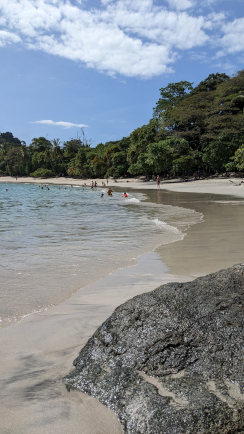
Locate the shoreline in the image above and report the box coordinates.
[0,252,190,434]
[1,175,244,198]
[1,178,244,432]
[0,182,197,328]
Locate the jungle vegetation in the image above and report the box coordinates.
[0,70,243,179]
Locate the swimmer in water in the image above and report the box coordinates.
[123,192,128,198]
[107,188,113,196]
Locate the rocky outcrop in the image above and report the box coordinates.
[65,265,244,433]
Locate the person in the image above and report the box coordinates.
[156,175,161,189]
[123,192,128,198]
[101,192,104,198]
[107,188,113,196]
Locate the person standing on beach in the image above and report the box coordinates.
[156,175,161,189]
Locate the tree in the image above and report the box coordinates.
[0,131,23,148]
[4,146,27,176]
[29,137,52,153]
[153,81,193,120]
[91,156,107,178]
[202,132,240,172]
[63,139,84,160]
[50,139,65,175]
[231,144,244,171]
[0,132,27,174]
[127,120,158,175]
[146,140,174,174]
[172,153,199,176]
[192,73,230,94]
[67,147,91,178]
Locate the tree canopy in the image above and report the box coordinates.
[0,70,243,179]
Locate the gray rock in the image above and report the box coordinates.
[65,265,244,433]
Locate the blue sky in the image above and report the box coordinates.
[0,0,243,147]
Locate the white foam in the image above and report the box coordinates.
[125,197,140,203]
[214,200,244,205]
[152,218,183,237]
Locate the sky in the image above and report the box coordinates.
[0,0,243,147]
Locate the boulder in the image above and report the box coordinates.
[65,265,244,433]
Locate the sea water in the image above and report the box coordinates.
[0,182,202,326]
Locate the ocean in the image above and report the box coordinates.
[0,182,202,327]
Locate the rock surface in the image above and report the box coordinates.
[65,265,244,433]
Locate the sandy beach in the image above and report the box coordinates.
[0,175,244,433]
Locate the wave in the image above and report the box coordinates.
[124,197,140,204]
[152,218,184,238]
[213,200,244,205]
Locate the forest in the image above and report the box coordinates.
[0,70,243,179]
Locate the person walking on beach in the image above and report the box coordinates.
[156,175,161,189]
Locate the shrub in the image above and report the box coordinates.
[30,168,54,178]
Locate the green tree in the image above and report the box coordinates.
[230,144,244,171]
[4,146,27,176]
[146,140,173,174]
[127,120,158,175]
[153,81,193,120]
[202,132,240,172]
[191,73,230,94]
[91,156,107,177]
[67,147,91,178]
[172,153,199,176]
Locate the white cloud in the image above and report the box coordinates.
[218,18,244,55]
[166,0,194,10]
[0,30,21,46]
[32,120,88,129]
[0,0,242,78]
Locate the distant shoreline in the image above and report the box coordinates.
[1,175,244,198]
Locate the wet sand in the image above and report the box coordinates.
[147,189,244,277]
[0,181,244,433]
[0,253,188,434]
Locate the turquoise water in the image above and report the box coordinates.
[0,182,202,326]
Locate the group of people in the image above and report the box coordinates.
[100,189,128,198]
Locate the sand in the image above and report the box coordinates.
[0,253,189,434]
[0,175,244,433]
